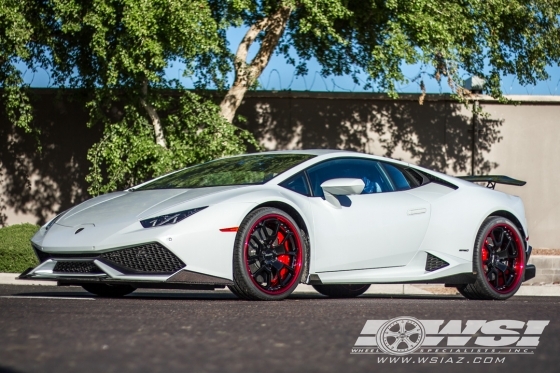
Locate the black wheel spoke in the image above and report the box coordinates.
[493,228,505,248]
[273,244,287,255]
[271,260,284,272]
[266,220,281,244]
[278,231,293,246]
[504,272,514,287]
[497,250,508,260]
[250,236,264,250]
[252,265,266,278]
[282,262,294,274]
[280,272,293,287]
[495,261,508,273]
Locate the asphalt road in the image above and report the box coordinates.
[0,284,559,373]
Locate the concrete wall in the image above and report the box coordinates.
[1,90,559,248]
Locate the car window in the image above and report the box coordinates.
[306,158,394,197]
[381,163,412,191]
[280,172,311,196]
[136,154,315,190]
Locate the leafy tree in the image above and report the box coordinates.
[206,0,560,121]
[0,0,41,133]
[1,0,257,196]
[2,0,560,197]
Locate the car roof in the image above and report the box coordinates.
[234,149,349,156]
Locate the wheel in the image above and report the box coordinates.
[230,207,307,301]
[82,284,135,297]
[312,284,370,298]
[458,216,526,300]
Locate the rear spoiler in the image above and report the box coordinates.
[457,175,526,189]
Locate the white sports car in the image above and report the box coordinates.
[21,150,535,301]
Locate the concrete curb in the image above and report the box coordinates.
[0,273,55,286]
[3,273,560,296]
[526,255,560,284]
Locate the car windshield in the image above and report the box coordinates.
[136,154,315,190]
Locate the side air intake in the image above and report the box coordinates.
[425,253,449,272]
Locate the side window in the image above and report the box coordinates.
[280,172,311,196]
[306,158,394,197]
[381,163,412,191]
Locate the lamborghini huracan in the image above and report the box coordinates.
[21,150,535,300]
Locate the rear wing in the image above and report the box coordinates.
[457,175,526,189]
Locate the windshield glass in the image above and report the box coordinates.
[136,154,315,190]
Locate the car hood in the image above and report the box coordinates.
[35,185,249,252]
[57,185,246,227]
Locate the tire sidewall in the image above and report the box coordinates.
[473,217,526,300]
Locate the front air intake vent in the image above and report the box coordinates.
[33,245,52,263]
[53,261,103,274]
[100,242,185,274]
[425,253,449,272]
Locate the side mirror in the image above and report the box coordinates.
[320,178,365,208]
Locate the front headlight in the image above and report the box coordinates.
[140,207,207,228]
[44,209,70,231]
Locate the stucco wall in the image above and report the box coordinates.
[1,90,559,248]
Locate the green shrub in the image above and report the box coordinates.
[0,223,40,273]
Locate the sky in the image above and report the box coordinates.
[20,27,560,96]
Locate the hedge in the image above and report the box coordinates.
[0,223,40,273]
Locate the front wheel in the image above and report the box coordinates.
[312,284,370,298]
[459,216,526,300]
[230,207,307,301]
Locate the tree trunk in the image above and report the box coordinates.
[140,80,167,148]
[219,6,292,123]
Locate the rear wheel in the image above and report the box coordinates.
[312,284,370,298]
[82,284,135,297]
[229,207,307,301]
[458,216,525,300]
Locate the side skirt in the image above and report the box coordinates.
[306,272,477,286]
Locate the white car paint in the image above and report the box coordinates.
[27,149,529,287]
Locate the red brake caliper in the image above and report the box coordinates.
[271,231,290,286]
[481,246,489,263]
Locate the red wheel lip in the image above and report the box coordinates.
[481,223,525,294]
[243,213,303,296]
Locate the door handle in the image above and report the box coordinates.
[407,208,427,215]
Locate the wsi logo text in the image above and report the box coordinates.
[352,317,550,356]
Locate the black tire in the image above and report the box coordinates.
[312,284,371,298]
[82,284,135,297]
[229,207,308,301]
[459,216,526,300]
[227,284,250,300]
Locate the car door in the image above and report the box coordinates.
[305,158,431,273]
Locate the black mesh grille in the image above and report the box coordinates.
[100,242,185,273]
[53,261,103,274]
[425,253,450,272]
